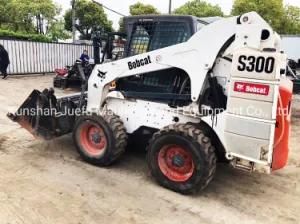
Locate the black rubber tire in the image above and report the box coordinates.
[73,113,127,166]
[147,123,217,194]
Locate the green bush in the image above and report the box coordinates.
[0,29,52,43]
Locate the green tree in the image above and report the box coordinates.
[174,0,224,17]
[129,2,160,15]
[232,0,300,34]
[279,5,300,34]
[232,0,284,32]
[0,0,35,32]
[64,10,73,34]
[64,0,113,40]
[47,19,71,41]
[0,0,70,41]
[0,0,60,34]
[31,0,60,34]
[118,3,159,32]
[0,0,12,28]
[118,18,125,32]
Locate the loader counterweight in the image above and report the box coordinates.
[273,79,293,170]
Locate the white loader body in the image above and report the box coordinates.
[86,12,290,173]
[8,12,293,194]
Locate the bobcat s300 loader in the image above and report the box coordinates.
[8,12,293,194]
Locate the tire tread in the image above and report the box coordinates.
[147,123,217,194]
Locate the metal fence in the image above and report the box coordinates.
[0,39,94,75]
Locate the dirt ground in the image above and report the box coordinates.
[0,75,299,224]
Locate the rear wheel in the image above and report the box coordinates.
[147,123,216,194]
[73,113,127,166]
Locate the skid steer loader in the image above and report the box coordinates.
[8,12,293,194]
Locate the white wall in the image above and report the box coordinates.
[281,35,300,62]
[0,39,94,75]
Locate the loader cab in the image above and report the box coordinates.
[114,15,210,106]
[123,15,209,57]
[103,15,210,61]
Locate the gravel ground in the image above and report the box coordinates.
[0,75,299,224]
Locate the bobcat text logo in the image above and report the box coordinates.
[128,55,152,70]
[234,82,270,96]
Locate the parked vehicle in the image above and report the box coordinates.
[287,60,300,93]
[8,13,293,194]
[53,60,94,89]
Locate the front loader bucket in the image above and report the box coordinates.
[7,89,76,140]
[7,90,56,140]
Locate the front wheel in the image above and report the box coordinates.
[73,113,127,166]
[147,123,216,194]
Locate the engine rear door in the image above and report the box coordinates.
[225,48,291,173]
